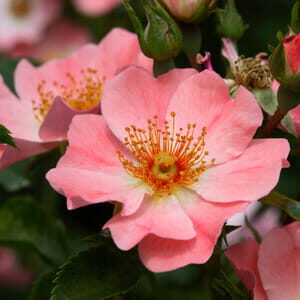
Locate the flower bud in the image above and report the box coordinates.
[123,0,182,61]
[269,34,300,93]
[159,0,210,23]
[216,0,247,40]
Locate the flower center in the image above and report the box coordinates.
[31,68,105,123]
[117,112,215,197]
[232,55,273,89]
[10,0,31,18]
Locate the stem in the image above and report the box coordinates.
[153,59,175,77]
[259,107,286,138]
[146,271,163,299]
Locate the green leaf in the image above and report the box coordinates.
[30,269,58,300]
[0,196,70,265]
[259,190,300,221]
[290,1,299,34]
[51,241,143,300]
[0,124,16,148]
[0,57,19,92]
[252,88,278,115]
[0,158,31,191]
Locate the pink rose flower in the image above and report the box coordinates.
[12,19,93,62]
[284,34,300,75]
[226,222,300,300]
[0,28,152,169]
[47,67,289,272]
[0,0,61,52]
[0,247,33,288]
[73,0,122,16]
[226,202,280,246]
[272,80,300,136]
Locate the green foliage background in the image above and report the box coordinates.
[0,0,299,299]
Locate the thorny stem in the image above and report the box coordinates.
[259,107,286,138]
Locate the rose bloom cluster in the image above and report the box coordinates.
[0,25,298,296]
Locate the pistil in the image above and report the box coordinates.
[117,112,215,197]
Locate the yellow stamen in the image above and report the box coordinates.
[10,0,31,18]
[31,68,105,122]
[117,112,215,197]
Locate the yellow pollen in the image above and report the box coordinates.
[117,112,215,197]
[31,68,105,123]
[10,0,31,18]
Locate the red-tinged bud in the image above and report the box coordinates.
[159,0,211,23]
[284,34,300,75]
[269,33,300,93]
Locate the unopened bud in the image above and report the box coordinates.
[269,34,300,93]
[216,0,247,40]
[123,0,182,61]
[159,0,211,23]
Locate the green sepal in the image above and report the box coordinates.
[281,113,297,137]
[259,190,300,221]
[0,124,17,148]
[252,88,278,115]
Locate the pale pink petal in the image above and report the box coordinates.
[0,138,60,170]
[225,239,267,300]
[167,71,262,163]
[258,224,300,300]
[95,28,153,77]
[39,96,99,141]
[46,167,146,212]
[138,189,248,272]
[194,139,289,203]
[221,38,239,62]
[0,75,39,141]
[15,28,152,109]
[101,66,197,141]
[204,86,263,164]
[14,48,100,106]
[56,114,126,172]
[271,80,280,93]
[73,0,122,16]
[105,194,195,251]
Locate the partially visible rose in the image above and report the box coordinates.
[226,202,280,246]
[73,0,122,16]
[159,0,211,23]
[270,33,300,93]
[226,222,300,300]
[0,0,61,52]
[0,247,33,288]
[12,20,93,62]
[284,34,300,75]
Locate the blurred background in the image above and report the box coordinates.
[0,0,299,299]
